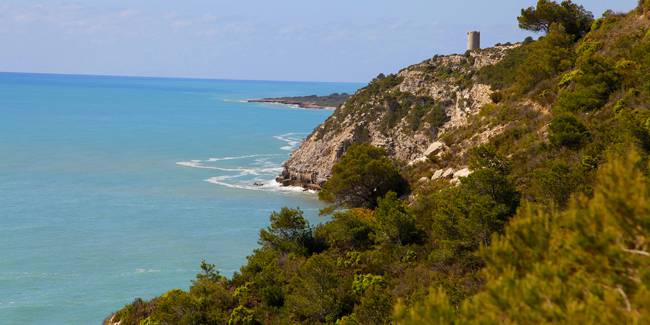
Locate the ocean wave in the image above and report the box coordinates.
[206,177,315,194]
[207,154,280,162]
[177,133,313,193]
[177,161,282,175]
[274,132,308,151]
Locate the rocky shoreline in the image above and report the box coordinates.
[275,168,323,191]
[247,92,350,110]
[247,98,336,110]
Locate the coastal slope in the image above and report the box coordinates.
[277,44,518,189]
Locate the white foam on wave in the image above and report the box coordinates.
[205,177,315,194]
[221,99,248,103]
[177,160,282,175]
[176,161,244,172]
[274,132,308,151]
[176,132,315,194]
[207,154,280,162]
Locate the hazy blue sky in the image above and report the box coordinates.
[0,0,639,82]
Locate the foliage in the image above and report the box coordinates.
[320,144,408,208]
[554,56,620,112]
[467,145,511,174]
[478,43,532,90]
[480,23,576,95]
[228,306,256,325]
[518,0,594,38]
[286,253,353,323]
[352,274,386,295]
[549,113,591,148]
[430,164,519,255]
[258,207,319,256]
[354,287,393,325]
[319,209,375,250]
[373,192,422,245]
[196,260,223,283]
[515,24,576,94]
[396,150,650,324]
[530,160,579,207]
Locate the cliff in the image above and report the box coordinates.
[277,44,520,189]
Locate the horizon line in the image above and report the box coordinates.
[0,70,367,85]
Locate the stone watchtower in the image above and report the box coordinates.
[467,31,481,51]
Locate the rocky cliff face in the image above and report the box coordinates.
[277,44,519,189]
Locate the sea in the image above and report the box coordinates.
[0,72,362,324]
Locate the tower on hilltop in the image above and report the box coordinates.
[467,31,481,51]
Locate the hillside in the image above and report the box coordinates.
[108,2,650,324]
[277,44,519,189]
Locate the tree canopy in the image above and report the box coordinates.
[518,0,594,38]
[319,143,408,208]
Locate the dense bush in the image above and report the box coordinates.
[396,150,650,324]
[515,24,576,94]
[478,44,532,90]
[554,56,620,112]
[430,165,519,254]
[373,192,423,246]
[479,23,576,96]
[530,160,580,206]
[259,207,324,256]
[548,113,591,148]
[320,144,408,208]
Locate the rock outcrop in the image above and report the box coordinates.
[277,44,519,188]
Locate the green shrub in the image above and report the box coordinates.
[478,44,531,90]
[548,113,591,148]
[353,287,393,325]
[259,208,324,256]
[352,274,386,295]
[531,160,580,206]
[260,286,284,308]
[430,164,519,256]
[320,144,408,208]
[478,25,575,94]
[286,254,352,323]
[397,150,650,324]
[373,192,422,245]
[228,306,256,325]
[555,56,620,112]
[514,24,575,94]
[319,210,375,250]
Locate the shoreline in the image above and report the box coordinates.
[246,98,337,110]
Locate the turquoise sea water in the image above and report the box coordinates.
[0,73,361,324]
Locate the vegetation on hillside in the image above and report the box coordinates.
[109,1,650,324]
[395,149,650,324]
[319,144,408,209]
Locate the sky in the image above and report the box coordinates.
[0,0,640,83]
